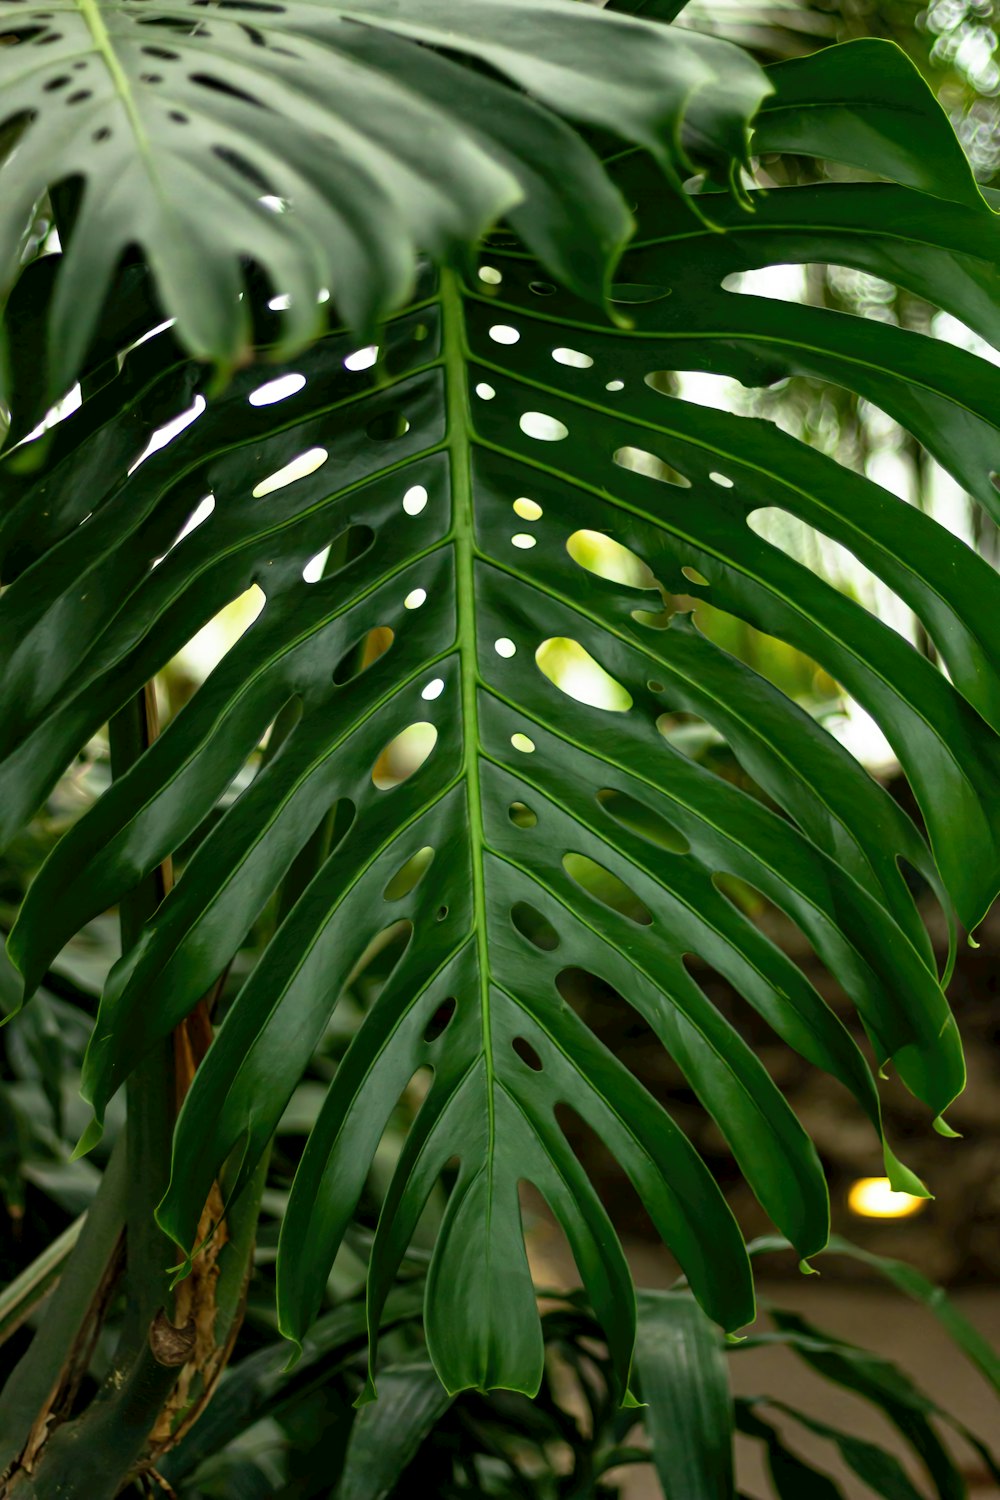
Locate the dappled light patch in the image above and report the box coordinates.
[614,445,691,488]
[520,411,568,441]
[597,789,690,855]
[536,638,633,712]
[332,626,394,686]
[383,846,435,901]
[248,372,305,406]
[252,447,327,498]
[566,530,656,589]
[371,722,437,790]
[562,853,653,926]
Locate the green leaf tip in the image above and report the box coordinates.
[933,1114,963,1139]
[883,1145,932,1199]
[798,1258,820,1277]
[71,1117,104,1160]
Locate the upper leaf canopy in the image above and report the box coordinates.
[0,0,767,392]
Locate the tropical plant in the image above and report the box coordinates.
[2,0,1000,1493]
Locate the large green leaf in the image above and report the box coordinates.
[0,0,766,388]
[2,32,999,1401]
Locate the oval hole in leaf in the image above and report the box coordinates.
[367,410,410,441]
[383,846,435,901]
[305,523,374,586]
[248,372,305,406]
[333,625,394,685]
[566,530,656,589]
[597,789,690,855]
[253,446,327,498]
[424,997,457,1044]
[511,901,560,952]
[513,498,542,521]
[536,639,633,712]
[508,801,537,828]
[520,412,568,441]
[372,722,438,789]
[512,1036,544,1071]
[562,853,652,925]
[681,565,709,587]
[511,733,535,753]
[552,347,593,369]
[346,919,413,991]
[614,446,691,488]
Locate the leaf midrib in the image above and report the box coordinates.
[442,267,498,1382]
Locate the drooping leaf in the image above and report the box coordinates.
[633,1290,734,1500]
[338,1361,454,1500]
[755,39,988,211]
[760,1310,968,1500]
[735,1399,848,1500]
[0,0,767,389]
[751,1234,1000,1398]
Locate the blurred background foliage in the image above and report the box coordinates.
[4,1,1000,1495]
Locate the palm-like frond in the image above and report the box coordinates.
[1,21,998,1400]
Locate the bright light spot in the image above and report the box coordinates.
[709,471,734,488]
[519,412,568,441]
[302,545,331,583]
[252,446,327,498]
[128,395,206,475]
[421,677,445,701]
[489,324,520,345]
[825,699,898,774]
[606,380,624,392]
[404,588,427,609]
[848,1177,927,1219]
[513,498,542,521]
[259,195,288,214]
[21,382,82,444]
[176,493,215,543]
[494,638,516,658]
[372,722,438,790]
[479,266,503,285]
[552,347,593,369]
[511,733,535,753]
[511,533,536,550]
[268,293,292,311]
[173,585,266,682]
[723,264,808,302]
[318,287,331,303]
[345,345,378,372]
[249,373,305,407]
[536,637,633,712]
[403,485,428,516]
[476,382,496,400]
[152,495,216,568]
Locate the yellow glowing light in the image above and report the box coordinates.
[847,1177,927,1220]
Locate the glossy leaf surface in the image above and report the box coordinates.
[1,36,998,1400]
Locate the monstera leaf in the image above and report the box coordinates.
[2,31,1000,1404]
[0,0,765,388]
